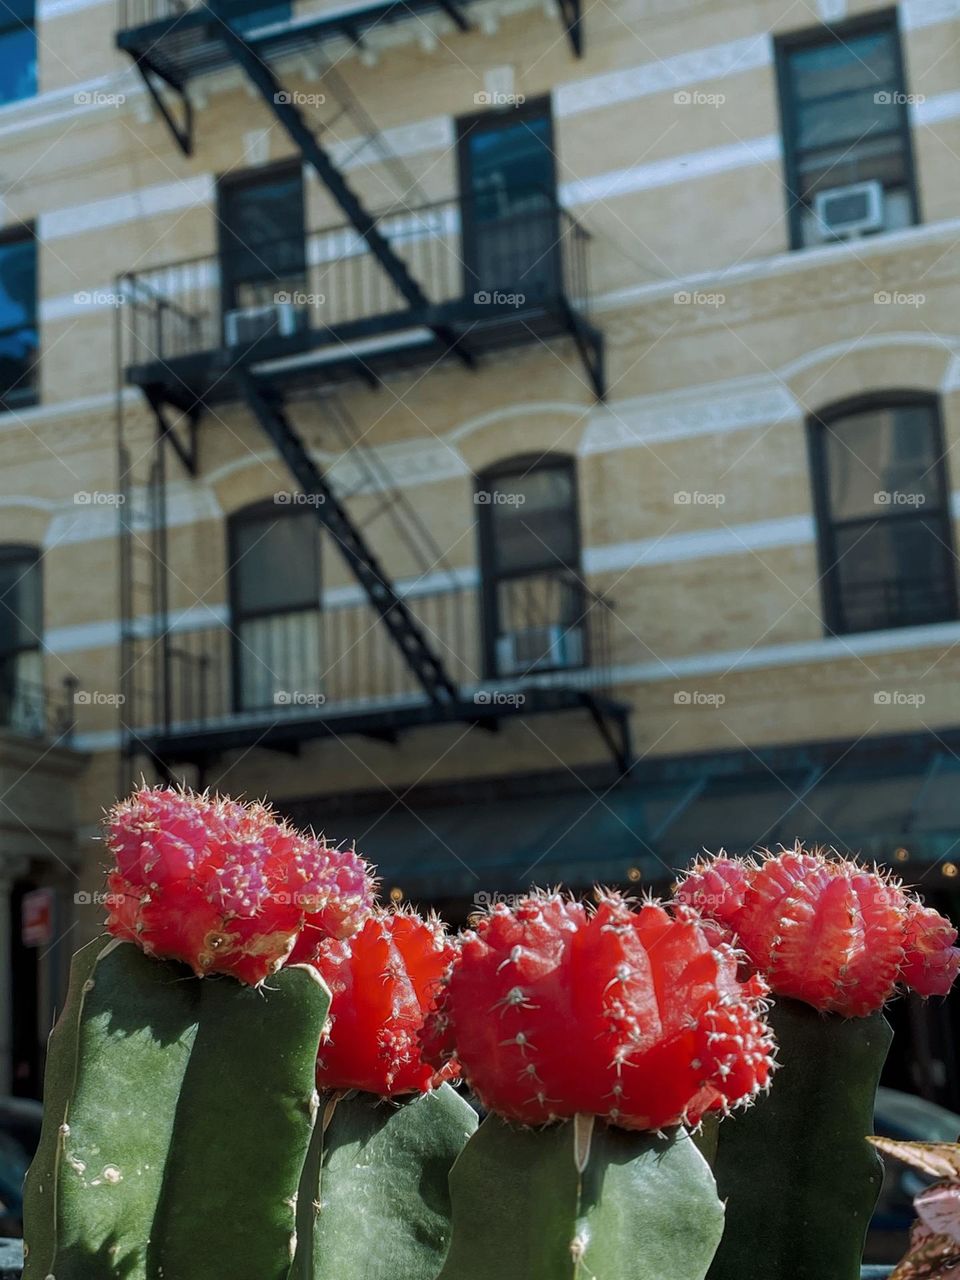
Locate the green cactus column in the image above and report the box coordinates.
[294,1084,477,1280]
[708,998,892,1280]
[22,938,330,1280]
[437,1114,725,1280]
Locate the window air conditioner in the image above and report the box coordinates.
[223,301,305,348]
[813,180,885,238]
[496,624,583,674]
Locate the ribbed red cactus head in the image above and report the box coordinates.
[313,909,458,1097]
[678,845,960,1017]
[104,786,376,985]
[422,891,775,1131]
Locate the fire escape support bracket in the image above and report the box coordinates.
[131,55,193,156]
[561,301,606,400]
[208,11,476,370]
[141,385,199,476]
[556,0,584,57]
[238,370,459,707]
[583,694,633,776]
[436,0,471,32]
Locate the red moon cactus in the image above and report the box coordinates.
[677,845,960,1017]
[422,891,775,1130]
[314,909,459,1097]
[103,785,375,985]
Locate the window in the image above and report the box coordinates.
[0,228,37,409]
[0,546,42,732]
[0,0,36,106]
[218,165,306,315]
[776,13,918,249]
[809,395,956,635]
[477,455,585,677]
[229,503,322,712]
[457,98,559,302]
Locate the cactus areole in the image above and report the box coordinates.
[103,786,376,985]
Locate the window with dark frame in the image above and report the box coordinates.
[776,12,918,249]
[809,395,956,636]
[456,98,560,303]
[228,503,322,713]
[218,164,307,313]
[0,0,36,106]
[477,455,586,679]
[0,545,42,732]
[0,227,38,411]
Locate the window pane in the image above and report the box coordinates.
[232,509,320,616]
[795,90,898,151]
[790,30,898,101]
[489,465,577,574]
[221,170,306,288]
[0,552,41,655]
[832,517,954,632]
[824,404,942,520]
[237,609,322,711]
[0,24,36,106]
[0,234,37,401]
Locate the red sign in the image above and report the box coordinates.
[21,888,55,948]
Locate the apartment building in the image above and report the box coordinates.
[2,0,960,1098]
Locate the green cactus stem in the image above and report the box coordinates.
[708,998,893,1280]
[22,938,330,1280]
[437,1113,725,1280]
[293,1084,477,1280]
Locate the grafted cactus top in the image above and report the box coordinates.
[677,845,960,1017]
[104,785,376,984]
[423,891,775,1130]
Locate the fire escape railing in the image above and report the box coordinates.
[119,191,594,377]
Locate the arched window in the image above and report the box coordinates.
[0,545,42,729]
[808,393,956,634]
[476,454,584,677]
[228,502,322,712]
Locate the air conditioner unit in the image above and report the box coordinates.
[813,180,885,238]
[223,301,305,348]
[496,624,584,674]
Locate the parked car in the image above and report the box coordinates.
[0,1099,41,1238]
[866,1086,960,1264]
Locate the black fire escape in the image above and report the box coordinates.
[114,0,627,787]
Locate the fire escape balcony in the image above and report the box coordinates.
[116,0,584,104]
[124,570,629,771]
[119,190,604,405]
